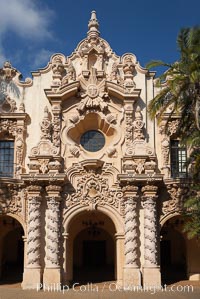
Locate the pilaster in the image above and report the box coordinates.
[62,232,70,285]
[115,233,124,286]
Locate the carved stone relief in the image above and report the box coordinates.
[0,61,26,177]
[62,62,76,85]
[77,68,110,114]
[161,183,190,216]
[0,117,26,176]
[159,119,180,177]
[30,106,59,158]
[125,110,133,147]
[167,119,180,136]
[0,119,17,136]
[51,55,65,86]
[0,184,22,215]
[122,54,136,93]
[0,96,17,113]
[63,171,124,215]
[123,157,156,175]
[0,61,17,80]
[123,105,156,173]
[133,106,145,140]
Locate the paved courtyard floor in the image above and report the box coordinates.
[0,281,200,299]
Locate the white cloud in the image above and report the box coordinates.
[0,0,53,38]
[0,0,54,64]
[32,48,53,69]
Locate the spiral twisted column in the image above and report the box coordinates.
[122,185,140,286]
[143,196,158,266]
[142,185,161,286]
[22,185,42,289]
[46,196,61,268]
[43,185,62,288]
[124,196,139,266]
[27,196,42,267]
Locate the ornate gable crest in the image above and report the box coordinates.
[77,67,109,114]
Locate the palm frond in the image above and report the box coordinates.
[145,60,171,69]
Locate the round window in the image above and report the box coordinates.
[80,130,105,152]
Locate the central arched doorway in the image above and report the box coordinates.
[67,210,118,284]
[160,215,187,284]
[0,215,24,285]
[73,227,115,282]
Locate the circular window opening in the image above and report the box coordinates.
[80,130,105,152]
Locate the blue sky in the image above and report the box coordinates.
[0,0,199,79]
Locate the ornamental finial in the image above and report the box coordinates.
[87,10,100,40]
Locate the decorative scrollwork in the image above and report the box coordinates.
[64,172,124,215]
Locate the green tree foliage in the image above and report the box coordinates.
[183,185,200,239]
[146,26,200,238]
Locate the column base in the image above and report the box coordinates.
[22,268,42,289]
[43,268,61,290]
[123,267,141,287]
[143,267,161,287]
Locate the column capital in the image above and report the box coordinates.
[22,236,27,242]
[62,232,69,240]
[27,185,43,197]
[46,185,62,197]
[142,184,158,197]
[52,102,61,112]
[122,185,139,199]
[114,233,124,240]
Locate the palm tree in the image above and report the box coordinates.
[146,26,200,238]
[147,27,200,137]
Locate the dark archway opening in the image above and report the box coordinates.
[0,216,24,285]
[160,216,187,284]
[73,227,115,283]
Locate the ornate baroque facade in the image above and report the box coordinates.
[0,12,200,289]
